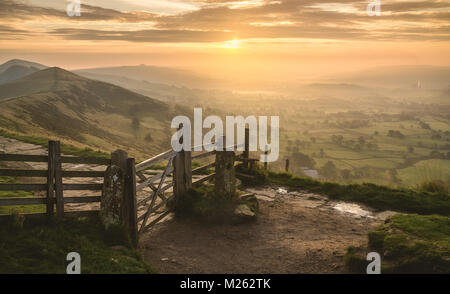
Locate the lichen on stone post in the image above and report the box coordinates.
[215,150,236,199]
[100,165,124,229]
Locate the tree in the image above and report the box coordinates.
[388,130,404,138]
[341,169,352,180]
[291,151,316,169]
[320,161,338,180]
[386,169,401,185]
[144,133,152,142]
[131,117,140,130]
[407,146,414,153]
[358,136,366,145]
[319,148,325,158]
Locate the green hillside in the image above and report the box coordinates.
[0,67,187,160]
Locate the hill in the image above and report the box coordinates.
[75,64,220,89]
[324,65,450,89]
[0,59,47,84]
[0,67,187,159]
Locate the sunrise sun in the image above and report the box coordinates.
[222,39,241,49]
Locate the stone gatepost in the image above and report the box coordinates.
[215,150,236,199]
[101,150,128,228]
[100,164,123,229]
[101,150,138,247]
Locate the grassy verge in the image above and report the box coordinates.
[0,129,109,159]
[236,164,450,215]
[0,216,155,274]
[344,214,450,273]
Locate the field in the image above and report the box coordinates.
[182,87,450,188]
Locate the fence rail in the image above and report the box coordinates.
[0,169,105,178]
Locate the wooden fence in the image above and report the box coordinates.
[0,129,261,245]
[0,141,110,219]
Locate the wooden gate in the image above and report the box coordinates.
[134,146,219,234]
[0,141,110,220]
[135,149,176,233]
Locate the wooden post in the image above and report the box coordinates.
[244,127,249,168]
[54,141,64,218]
[173,151,185,203]
[173,123,192,205]
[184,150,192,191]
[173,149,192,207]
[285,158,289,172]
[46,141,56,216]
[124,158,138,247]
[264,146,268,170]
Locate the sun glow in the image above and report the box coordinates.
[222,39,241,49]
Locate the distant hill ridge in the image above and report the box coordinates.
[0,59,47,84]
[0,65,186,159]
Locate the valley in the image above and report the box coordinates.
[0,59,448,188]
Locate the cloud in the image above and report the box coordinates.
[49,28,234,42]
[0,0,449,42]
[0,0,157,22]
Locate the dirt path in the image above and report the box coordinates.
[139,187,397,274]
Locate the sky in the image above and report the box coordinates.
[0,0,449,80]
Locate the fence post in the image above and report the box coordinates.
[111,149,128,173]
[124,158,138,247]
[184,150,192,191]
[173,151,185,204]
[264,146,268,170]
[110,149,133,239]
[54,141,64,218]
[244,127,249,168]
[101,150,125,230]
[46,141,56,216]
[285,158,289,172]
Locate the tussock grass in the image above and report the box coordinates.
[345,214,450,273]
[0,216,155,274]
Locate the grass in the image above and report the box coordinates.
[398,159,450,187]
[0,216,155,274]
[345,214,450,273]
[237,164,450,216]
[0,129,110,159]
